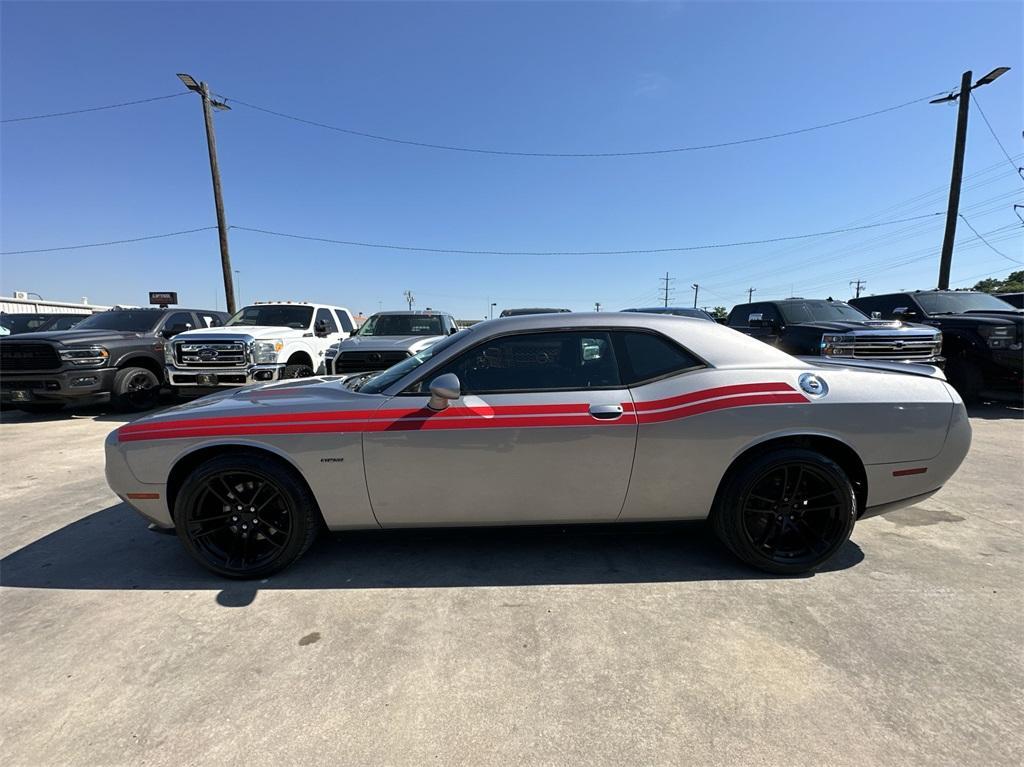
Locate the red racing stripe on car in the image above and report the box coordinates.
[117,382,806,441]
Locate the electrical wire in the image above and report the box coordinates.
[969,91,1024,182]
[230,214,942,256]
[0,226,218,255]
[0,93,189,124]
[222,91,944,158]
[958,213,1024,265]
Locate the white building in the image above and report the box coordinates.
[0,292,110,316]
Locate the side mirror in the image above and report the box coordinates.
[314,321,329,338]
[871,311,882,320]
[449,327,459,335]
[893,306,916,320]
[427,373,460,411]
[163,323,191,338]
[747,312,764,327]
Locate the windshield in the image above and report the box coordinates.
[0,315,49,333]
[356,313,445,336]
[779,301,868,324]
[226,305,314,329]
[356,330,467,394]
[916,292,1016,315]
[73,311,161,332]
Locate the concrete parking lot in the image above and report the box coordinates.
[1,402,1022,766]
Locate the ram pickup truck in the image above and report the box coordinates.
[0,307,227,413]
[328,310,459,375]
[727,298,943,364]
[166,301,356,389]
[851,290,1023,401]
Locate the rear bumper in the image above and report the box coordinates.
[0,367,118,403]
[168,364,284,387]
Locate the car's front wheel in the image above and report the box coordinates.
[113,366,161,412]
[711,448,856,575]
[173,453,321,578]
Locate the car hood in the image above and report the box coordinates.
[0,329,150,346]
[118,376,388,433]
[339,335,443,353]
[792,320,937,335]
[928,311,1023,329]
[173,325,309,341]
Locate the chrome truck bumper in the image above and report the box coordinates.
[166,364,285,387]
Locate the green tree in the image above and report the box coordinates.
[710,306,728,320]
[973,270,1024,294]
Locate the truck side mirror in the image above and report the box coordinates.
[747,312,764,327]
[314,320,330,338]
[428,373,460,411]
[893,306,917,320]
[163,323,191,338]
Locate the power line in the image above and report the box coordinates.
[223,91,944,158]
[0,226,218,255]
[969,91,1024,182]
[958,213,1024,265]
[231,214,942,256]
[0,93,188,123]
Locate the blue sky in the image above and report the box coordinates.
[1,1,1021,318]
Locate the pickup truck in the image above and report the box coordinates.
[0,306,227,413]
[850,290,1022,401]
[166,301,356,389]
[727,298,943,364]
[328,310,459,375]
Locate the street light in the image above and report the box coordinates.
[931,66,1011,289]
[490,302,497,319]
[234,269,241,307]
[177,72,235,312]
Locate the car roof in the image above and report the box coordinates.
[369,310,451,316]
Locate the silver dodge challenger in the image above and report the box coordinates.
[105,313,971,579]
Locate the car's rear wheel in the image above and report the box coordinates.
[173,454,320,578]
[711,448,856,575]
[113,366,161,412]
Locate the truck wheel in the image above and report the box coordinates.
[945,357,982,403]
[113,366,161,412]
[173,453,321,578]
[282,364,314,379]
[710,448,856,575]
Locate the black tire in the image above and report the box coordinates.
[13,403,65,415]
[282,364,314,379]
[944,356,983,404]
[113,366,161,412]
[711,448,856,575]
[173,453,321,578]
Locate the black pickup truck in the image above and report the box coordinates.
[727,298,943,363]
[0,307,227,413]
[851,290,1022,402]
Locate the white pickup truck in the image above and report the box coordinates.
[165,301,356,389]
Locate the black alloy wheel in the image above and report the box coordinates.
[174,454,320,578]
[113,366,161,412]
[282,364,315,379]
[712,448,856,575]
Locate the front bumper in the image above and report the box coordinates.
[167,364,284,387]
[0,367,119,404]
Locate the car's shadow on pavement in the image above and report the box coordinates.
[1,503,865,605]
[966,402,1022,421]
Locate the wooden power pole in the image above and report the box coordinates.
[937,71,972,292]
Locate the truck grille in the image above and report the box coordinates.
[334,350,410,374]
[849,336,939,360]
[0,342,61,372]
[175,341,248,368]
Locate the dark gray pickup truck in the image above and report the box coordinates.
[0,307,227,413]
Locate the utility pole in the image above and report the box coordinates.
[932,67,1010,290]
[403,290,414,310]
[177,73,235,314]
[594,302,601,312]
[849,279,866,298]
[747,287,756,303]
[691,283,699,308]
[660,272,674,307]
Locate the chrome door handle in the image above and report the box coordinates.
[589,404,624,420]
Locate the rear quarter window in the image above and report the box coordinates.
[613,331,704,385]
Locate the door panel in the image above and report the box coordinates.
[363,390,637,526]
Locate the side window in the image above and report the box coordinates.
[727,305,753,327]
[334,310,354,333]
[315,308,339,334]
[410,331,620,394]
[162,312,194,334]
[200,313,223,328]
[613,331,703,385]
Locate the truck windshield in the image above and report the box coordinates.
[780,301,868,324]
[915,292,1016,314]
[73,311,161,332]
[227,305,314,329]
[356,314,444,336]
[356,331,467,394]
